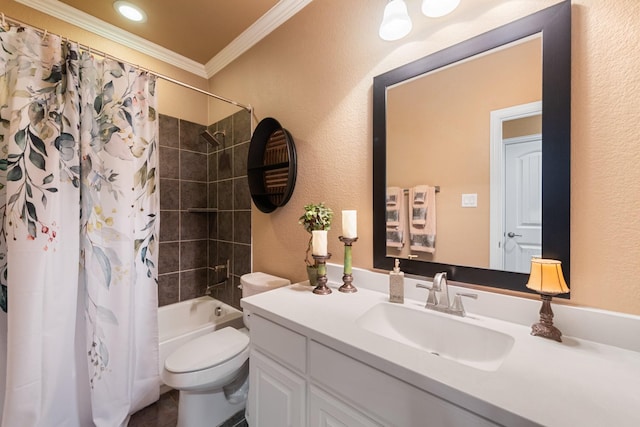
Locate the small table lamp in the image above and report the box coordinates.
[525,258,569,342]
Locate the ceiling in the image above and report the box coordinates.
[15,0,311,78]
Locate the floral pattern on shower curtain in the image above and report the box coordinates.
[0,27,159,426]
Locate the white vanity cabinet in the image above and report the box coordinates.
[247,313,498,427]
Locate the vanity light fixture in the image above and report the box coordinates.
[421,0,461,18]
[114,1,147,23]
[525,258,570,342]
[380,0,462,41]
[379,0,413,41]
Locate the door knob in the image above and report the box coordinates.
[507,232,522,238]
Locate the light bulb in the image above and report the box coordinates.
[114,1,147,22]
[379,0,413,41]
[421,0,461,18]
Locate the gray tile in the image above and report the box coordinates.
[217,149,233,180]
[218,180,233,211]
[160,211,179,242]
[208,239,218,266]
[233,110,251,145]
[180,211,208,241]
[160,179,179,210]
[179,119,207,153]
[180,240,208,270]
[180,268,208,301]
[159,242,179,274]
[180,151,208,182]
[158,273,179,307]
[180,181,207,210]
[159,146,179,179]
[159,114,179,148]
[231,275,242,311]
[233,142,248,178]
[217,241,233,274]
[218,211,233,242]
[217,116,233,147]
[208,182,218,210]
[213,277,233,307]
[233,211,251,244]
[208,153,218,182]
[128,389,178,427]
[233,244,251,277]
[233,177,251,210]
[209,214,218,239]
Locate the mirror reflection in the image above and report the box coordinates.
[385,36,542,274]
[373,1,571,292]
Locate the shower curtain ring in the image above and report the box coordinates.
[42,29,48,42]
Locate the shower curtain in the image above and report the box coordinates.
[0,27,159,426]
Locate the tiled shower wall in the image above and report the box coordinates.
[207,111,252,310]
[157,110,252,309]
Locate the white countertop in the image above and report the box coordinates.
[242,273,640,427]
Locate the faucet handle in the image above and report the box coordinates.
[451,293,478,317]
[416,283,438,307]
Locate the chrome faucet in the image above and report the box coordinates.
[416,272,478,317]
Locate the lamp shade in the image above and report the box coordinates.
[421,0,461,18]
[379,0,413,41]
[526,258,569,295]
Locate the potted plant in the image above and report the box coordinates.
[298,202,333,286]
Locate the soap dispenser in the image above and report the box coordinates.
[389,259,404,303]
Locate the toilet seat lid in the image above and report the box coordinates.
[165,327,249,374]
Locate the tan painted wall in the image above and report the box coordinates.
[1,1,209,125]
[209,0,640,315]
[386,38,541,268]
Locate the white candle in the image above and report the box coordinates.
[342,210,358,238]
[312,230,328,256]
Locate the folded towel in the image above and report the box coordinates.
[386,187,405,249]
[409,185,436,253]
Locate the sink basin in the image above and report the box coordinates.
[356,303,514,371]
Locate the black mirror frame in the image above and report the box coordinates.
[373,1,571,294]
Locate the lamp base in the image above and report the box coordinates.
[531,321,562,342]
[531,294,562,342]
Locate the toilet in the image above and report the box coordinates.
[161,272,290,427]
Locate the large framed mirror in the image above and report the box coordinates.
[373,1,571,293]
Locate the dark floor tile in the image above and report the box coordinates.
[128,391,178,427]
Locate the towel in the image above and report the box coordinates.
[386,186,405,249]
[409,185,436,253]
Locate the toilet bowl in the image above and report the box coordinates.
[161,272,290,427]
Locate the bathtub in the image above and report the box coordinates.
[158,296,244,390]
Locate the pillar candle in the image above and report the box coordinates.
[342,210,357,238]
[312,230,328,256]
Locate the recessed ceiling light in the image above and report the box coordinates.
[114,1,147,23]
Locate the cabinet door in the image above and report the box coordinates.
[247,349,306,427]
[309,385,382,427]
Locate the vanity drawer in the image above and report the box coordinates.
[309,341,499,427]
[250,314,306,373]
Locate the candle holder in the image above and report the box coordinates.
[311,253,332,295]
[338,236,358,293]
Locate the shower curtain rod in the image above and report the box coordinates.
[0,12,253,113]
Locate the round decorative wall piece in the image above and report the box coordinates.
[247,118,297,213]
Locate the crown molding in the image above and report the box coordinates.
[14,0,312,80]
[205,0,313,77]
[15,0,208,77]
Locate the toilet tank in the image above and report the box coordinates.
[241,272,290,328]
[241,272,290,298]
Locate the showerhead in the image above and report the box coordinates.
[200,130,225,147]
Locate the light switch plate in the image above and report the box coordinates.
[461,193,477,208]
